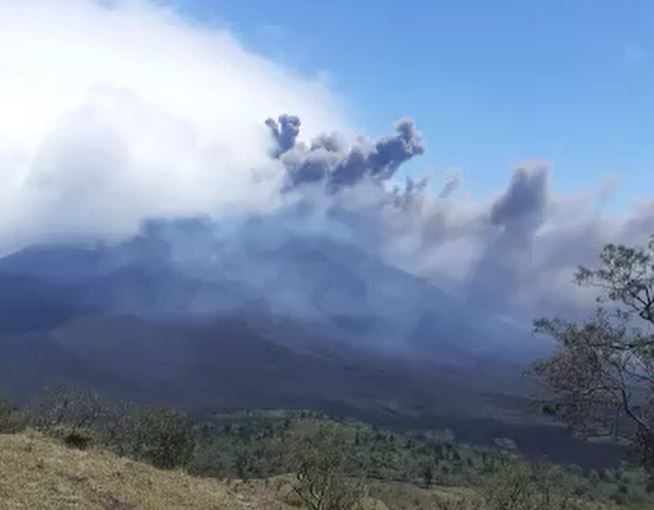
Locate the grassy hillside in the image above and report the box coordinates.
[0,431,292,510]
[0,432,473,510]
[2,389,653,509]
[0,431,647,510]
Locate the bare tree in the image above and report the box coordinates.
[27,386,135,452]
[532,236,654,470]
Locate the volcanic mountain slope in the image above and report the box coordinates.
[0,313,520,419]
[0,218,538,417]
[0,218,594,459]
[0,217,538,360]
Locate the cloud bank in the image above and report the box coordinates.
[0,0,345,248]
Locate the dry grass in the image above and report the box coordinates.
[0,432,291,510]
[0,432,636,510]
[0,433,474,510]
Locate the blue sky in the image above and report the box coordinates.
[174,1,653,208]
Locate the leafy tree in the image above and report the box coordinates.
[532,236,654,470]
[130,407,195,469]
[289,422,365,510]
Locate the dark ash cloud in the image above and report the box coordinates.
[267,115,425,191]
[490,164,549,236]
[265,114,301,157]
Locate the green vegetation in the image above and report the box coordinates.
[478,462,579,510]
[287,421,365,510]
[1,387,653,509]
[130,408,195,469]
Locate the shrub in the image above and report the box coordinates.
[62,428,93,450]
[0,393,25,434]
[289,422,365,510]
[0,394,13,433]
[477,462,579,510]
[130,408,195,469]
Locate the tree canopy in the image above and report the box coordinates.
[533,236,654,470]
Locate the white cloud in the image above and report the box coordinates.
[0,0,347,250]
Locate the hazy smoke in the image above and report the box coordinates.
[438,170,461,199]
[490,164,548,236]
[0,0,652,343]
[467,164,549,311]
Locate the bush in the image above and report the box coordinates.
[289,422,365,510]
[476,462,580,510]
[0,394,13,432]
[62,428,93,450]
[0,393,26,434]
[41,425,95,450]
[130,408,195,469]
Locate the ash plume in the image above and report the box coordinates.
[268,116,424,191]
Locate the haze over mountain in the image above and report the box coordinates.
[0,0,651,463]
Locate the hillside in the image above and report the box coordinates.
[1,431,643,510]
[0,432,294,510]
[0,313,624,467]
[0,432,472,510]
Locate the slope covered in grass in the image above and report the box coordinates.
[0,429,646,510]
[0,432,292,510]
